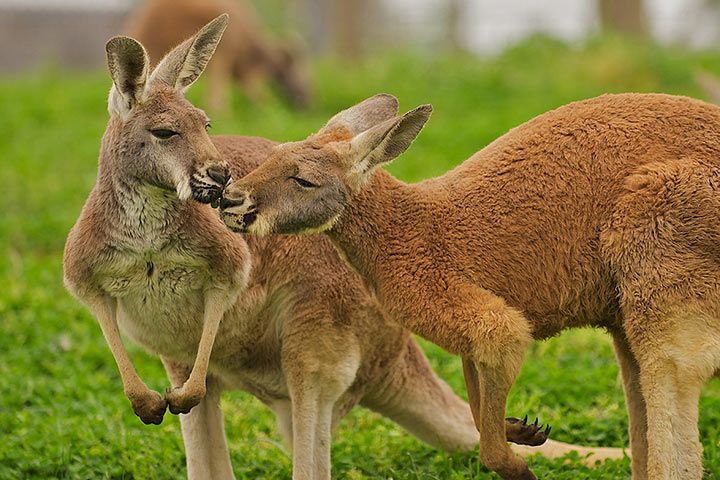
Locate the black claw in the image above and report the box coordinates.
[522,414,528,425]
[533,417,539,427]
[545,425,552,435]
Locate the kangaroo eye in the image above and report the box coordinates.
[150,129,178,139]
[290,176,318,189]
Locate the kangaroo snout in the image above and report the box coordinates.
[189,161,229,204]
[218,188,260,232]
[218,193,247,209]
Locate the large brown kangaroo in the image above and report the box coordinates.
[220,92,720,479]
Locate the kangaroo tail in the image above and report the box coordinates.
[360,335,479,451]
[361,336,628,466]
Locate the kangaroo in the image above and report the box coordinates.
[220,92,720,479]
[63,17,602,480]
[125,0,311,111]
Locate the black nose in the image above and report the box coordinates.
[219,195,244,209]
[207,165,230,186]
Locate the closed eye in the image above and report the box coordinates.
[290,176,318,188]
[150,129,179,139]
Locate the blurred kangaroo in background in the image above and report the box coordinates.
[125,0,311,111]
[63,15,617,480]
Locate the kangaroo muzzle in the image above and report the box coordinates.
[190,162,230,204]
[219,190,258,232]
[206,165,231,188]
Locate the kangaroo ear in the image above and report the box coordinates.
[320,94,400,136]
[106,36,149,117]
[150,14,229,91]
[349,104,432,178]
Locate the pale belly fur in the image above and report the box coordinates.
[101,254,291,401]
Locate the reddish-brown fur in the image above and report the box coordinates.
[222,92,720,479]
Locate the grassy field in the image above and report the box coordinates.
[4,35,720,479]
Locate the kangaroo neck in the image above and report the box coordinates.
[95,125,183,246]
[328,169,418,293]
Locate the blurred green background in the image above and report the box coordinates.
[4,0,720,479]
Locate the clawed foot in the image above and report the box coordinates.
[506,415,551,446]
[129,389,167,425]
[165,384,205,414]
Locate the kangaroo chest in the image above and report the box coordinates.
[96,247,291,399]
[100,250,208,297]
[97,247,211,357]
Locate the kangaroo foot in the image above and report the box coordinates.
[506,415,551,446]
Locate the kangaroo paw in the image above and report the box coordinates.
[165,384,205,415]
[505,415,551,446]
[129,389,167,425]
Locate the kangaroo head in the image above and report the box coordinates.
[104,14,230,204]
[220,94,432,234]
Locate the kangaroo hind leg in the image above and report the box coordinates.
[162,358,235,480]
[625,306,720,480]
[604,158,720,479]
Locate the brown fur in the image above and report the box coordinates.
[222,92,720,479]
[125,0,311,110]
[63,20,618,480]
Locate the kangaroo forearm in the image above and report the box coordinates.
[165,288,233,415]
[86,294,167,424]
[187,306,224,386]
[87,296,143,390]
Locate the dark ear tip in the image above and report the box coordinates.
[198,13,229,39]
[105,36,125,52]
[106,36,143,55]
[211,13,230,28]
[375,93,398,101]
[411,104,433,119]
[372,93,399,109]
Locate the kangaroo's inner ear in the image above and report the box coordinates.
[349,104,433,178]
[149,13,229,92]
[106,36,149,117]
[319,93,400,136]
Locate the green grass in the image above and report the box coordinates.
[3,35,720,479]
